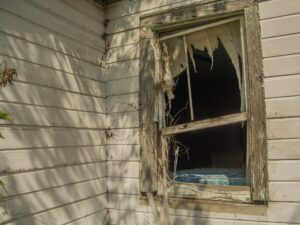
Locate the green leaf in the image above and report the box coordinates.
[0,111,11,121]
[0,180,4,188]
[0,132,4,139]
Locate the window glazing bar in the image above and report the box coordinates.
[183,35,194,121]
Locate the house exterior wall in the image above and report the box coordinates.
[105,0,300,224]
[0,0,107,224]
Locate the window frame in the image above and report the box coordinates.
[139,0,268,205]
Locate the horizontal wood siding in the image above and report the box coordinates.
[106,0,300,224]
[0,0,107,224]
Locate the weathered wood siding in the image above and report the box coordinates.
[106,0,300,224]
[0,0,107,224]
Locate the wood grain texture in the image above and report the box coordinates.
[245,5,268,202]
[162,112,247,136]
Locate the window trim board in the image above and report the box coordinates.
[139,0,268,204]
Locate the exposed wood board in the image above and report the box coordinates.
[0,163,106,196]
[269,182,300,202]
[0,56,105,97]
[106,145,139,161]
[266,96,300,118]
[244,5,268,202]
[0,102,107,129]
[0,0,104,50]
[262,33,300,58]
[105,128,139,145]
[107,161,139,178]
[0,10,104,65]
[106,59,139,81]
[264,74,300,98]
[168,184,251,203]
[162,112,247,136]
[0,128,105,150]
[263,54,300,77]
[259,0,300,20]
[107,93,139,113]
[269,161,300,181]
[106,76,139,96]
[108,178,139,194]
[268,139,300,160]
[0,146,105,172]
[0,181,106,223]
[106,43,139,63]
[0,83,106,113]
[260,13,300,39]
[0,34,103,82]
[267,118,300,139]
[6,195,107,225]
[107,29,140,48]
[24,0,104,36]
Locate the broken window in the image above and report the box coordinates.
[140,4,268,204]
[160,18,250,186]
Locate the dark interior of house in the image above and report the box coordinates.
[167,39,247,174]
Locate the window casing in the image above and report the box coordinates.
[139,0,268,205]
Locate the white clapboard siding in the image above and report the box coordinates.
[106,145,139,161]
[0,128,105,150]
[106,44,139,63]
[106,128,139,145]
[64,210,108,225]
[268,139,300,160]
[108,111,139,129]
[0,0,104,50]
[0,103,107,129]
[0,10,104,65]
[264,74,300,98]
[107,93,139,113]
[262,33,300,58]
[108,194,300,223]
[106,59,139,81]
[0,163,106,196]
[259,0,300,20]
[107,29,140,48]
[261,13,300,38]
[5,195,107,225]
[266,96,300,118]
[26,0,104,36]
[61,0,105,23]
[106,76,139,96]
[108,178,139,194]
[0,83,106,113]
[0,146,105,172]
[263,54,300,77]
[0,57,105,97]
[269,182,300,202]
[0,34,103,81]
[0,180,107,223]
[269,161,300,181]
[109,209,299,225]
[107,161,139,178]
[267,118,300,139]
[106,15,139,34]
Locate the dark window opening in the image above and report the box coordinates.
[169,123,247,186]
[166,39,243,126]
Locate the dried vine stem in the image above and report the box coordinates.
[0,61,17,87]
